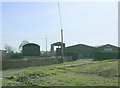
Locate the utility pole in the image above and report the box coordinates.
[61,29,64,61]
[58,2,64,63]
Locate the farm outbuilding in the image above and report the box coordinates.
[65,44,96,59]
[22,43,40,56]
[51,42,65,56]
[95,44,118,60]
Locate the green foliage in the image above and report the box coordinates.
[7,81,19,85]
[10,53,23,59]
[6,75,16,80]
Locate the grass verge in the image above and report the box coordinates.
[2,59,118,86]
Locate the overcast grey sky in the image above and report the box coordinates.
[2,2,118,51]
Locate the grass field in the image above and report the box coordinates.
[2,59,118,86]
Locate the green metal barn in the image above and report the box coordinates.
[22,43,40,56]
[65,44,96,59]
[95,44,118,60]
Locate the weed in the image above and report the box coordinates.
[6,75,16,80]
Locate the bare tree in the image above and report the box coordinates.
[19,40,29,52]
[4,44,14,53]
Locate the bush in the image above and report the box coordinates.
[10,53,23,59]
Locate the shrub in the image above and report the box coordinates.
[10,53,23,59]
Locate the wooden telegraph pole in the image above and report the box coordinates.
[58,2,64,63]
[61,29,64,62]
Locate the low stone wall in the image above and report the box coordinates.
[2,57,72,70]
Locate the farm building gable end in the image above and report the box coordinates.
[22,43,40,56]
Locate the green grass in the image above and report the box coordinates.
[2,59,118,86]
